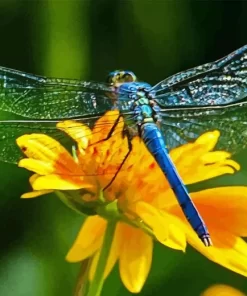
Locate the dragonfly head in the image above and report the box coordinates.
[106,70,137,86]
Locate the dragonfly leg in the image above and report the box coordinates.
[103,128,132,191]
[90,114,124,145]
[81,113,134,191]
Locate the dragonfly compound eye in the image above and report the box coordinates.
[106,70,137,86]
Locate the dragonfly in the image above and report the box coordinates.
[1,45,247,247]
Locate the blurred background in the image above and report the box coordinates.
[0,0,247,295]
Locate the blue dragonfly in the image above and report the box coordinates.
[1,45,247,246]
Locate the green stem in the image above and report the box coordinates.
[86,219,117,296]
[74,258,91,296]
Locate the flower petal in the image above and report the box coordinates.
[187,225,247,277]
[201,151,230,164]
[17,133,68,161]
[195,130,220,150]
[91,110,122,143]
[174,146,239,185]
[189,187,247,237]
[18,159,56,175]
[21,174,54,198]
[57,121,91,150]
[21,190,53,198]
[66,216,106,262]
[32,174,93,190]
[167,130,240,185]
[201,284,245,296]
[170,130,220,165]
[167,187,247,276]
[16,134,81,174]
[169,131,219,165]
[133,201,186,251]
[182,157,240,185]
[119,224,152,293]
[89,222,122,280]
[169,143,196,163]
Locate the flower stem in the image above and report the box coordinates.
[74,258,91,296]
[86,219,117,296]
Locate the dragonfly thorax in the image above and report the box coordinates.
[118,82,152,98]
[115,82,160,125]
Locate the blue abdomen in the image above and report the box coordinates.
[141,122,211,246]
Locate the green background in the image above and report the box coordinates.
[0,1,247,295]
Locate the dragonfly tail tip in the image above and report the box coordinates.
[201,234,213,247]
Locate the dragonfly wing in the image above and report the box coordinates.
[0,67,121,164]
[152,45,247,107]
[0,66,115,119]
[160,100,247,154]
[0,119,87,163]
[0,112,126,164]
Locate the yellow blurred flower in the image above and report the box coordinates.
[17,111,247,293]
[201,284,246,296]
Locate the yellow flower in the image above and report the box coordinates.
[17,111,247,293]
[201,284,246,296]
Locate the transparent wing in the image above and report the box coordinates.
[0,117,91,164]
[0,66,115,119]
[0,66,127,164]
[152,45,247,107]
[0,112,132,164]
[161,99,247,154]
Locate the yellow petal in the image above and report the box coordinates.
[29,173,40,185]
[89,222,122,280]
[169,131,220,163]
[169,143,196,163]
[171,131,219,167]
[167,129,239,185]
[119,224,152,293]
[195,130,220,151]
[16,134,80,173]
[91,110,123,143]
[201,284,245,296]
[21,174,54,198]
[18,159,56,175]
[57,121,91,150]
[32,174,93,190]
[183,160,239,185]
[173,145,239,184]
[66,216,106,262]
[187,225,247,277]
[190,187,247,237]
[200,151,231,163]
[151,188,178,209]
[133,201,186,251]
[17,133,66,160]
[21,190,53,198]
